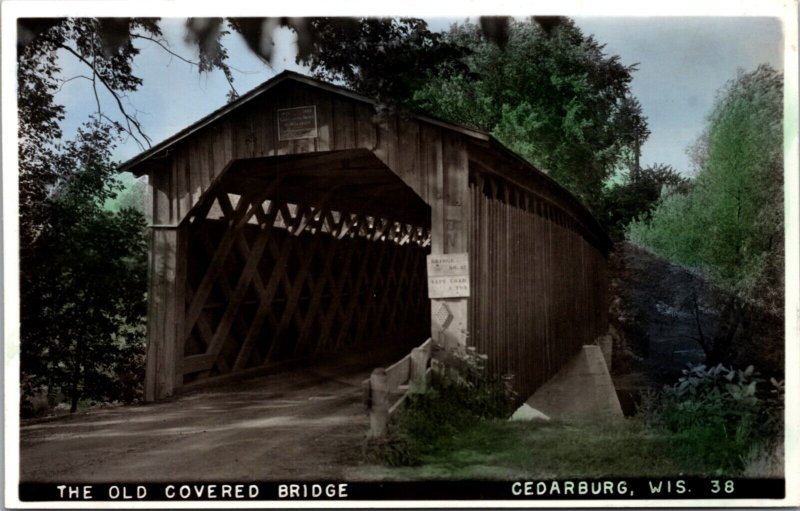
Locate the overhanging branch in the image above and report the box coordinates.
[59,44,152,150]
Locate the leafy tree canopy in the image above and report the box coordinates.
[410,18,649,211]
[601,163,689,240]
[628,65,783,311]
[249,17,470,108]
[21,119,148,413]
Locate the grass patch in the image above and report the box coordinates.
[358,418,692,480]
[361,347,785,481]
[357,362,785,481]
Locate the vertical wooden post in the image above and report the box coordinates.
[368,368,389,437]
[430,133,470,351]
[144,225,184,402]
[172,223,188,391]
[409,346,428,394]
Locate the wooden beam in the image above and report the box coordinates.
[292,234,339,356]
[144,226,181,401]
[221,177,430,229]
[182,354,217,375]
[338,240,388,349]
[202,203,279,361]
[182,177,283,346]
[194,224,256,359]
[430,133,470,351]
[265,229,324,363]
[315,232,359,352]
[232,232,294,371]
[231,149,376,177]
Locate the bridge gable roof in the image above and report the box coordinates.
[119,70,490,174]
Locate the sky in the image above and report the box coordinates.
[53,16,784,175]
[572,16,783,172]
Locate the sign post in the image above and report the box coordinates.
[427,253,469,351]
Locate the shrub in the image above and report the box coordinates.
[366,346,516,466]
[641,363,783,475]
[20,375,52,418]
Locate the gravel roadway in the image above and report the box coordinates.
[19,353,397,482]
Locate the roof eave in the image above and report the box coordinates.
[118,70,489,175]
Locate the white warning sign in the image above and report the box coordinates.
[426,253,470,298]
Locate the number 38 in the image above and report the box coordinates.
[711,480,734,494]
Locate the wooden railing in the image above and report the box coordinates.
[362,338,433,437]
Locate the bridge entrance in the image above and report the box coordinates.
[177,149,431,389]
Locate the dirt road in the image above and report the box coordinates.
[20,354,386,482]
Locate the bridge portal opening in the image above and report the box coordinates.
[179,149,432,387]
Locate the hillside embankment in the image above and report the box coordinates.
[606,242,783,413]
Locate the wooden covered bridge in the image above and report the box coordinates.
[121,71,610,407]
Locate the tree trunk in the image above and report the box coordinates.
[69,337,84,413]
[707,296,747,366]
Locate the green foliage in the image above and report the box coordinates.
[412,18,647,210]
[627,65,783,311]
[358,418,718,480]
[20,119,148,415]
[364,361,784,478]
[103,172,147,214]
[301,18,469,110]
[18,19,171,416]
[367,347,515,466]
[640,363,784,474]
[601,163,689,239]
[17,18,162,254]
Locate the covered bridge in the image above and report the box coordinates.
[121,71,610,405]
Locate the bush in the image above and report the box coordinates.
[640,363,783,475]
[20,375,53,418]
[366,346,516,466]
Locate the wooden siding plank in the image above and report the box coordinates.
[354,102,377,150]
[314,91,333,152]
[332,97,356,150]
[465,166,609,404]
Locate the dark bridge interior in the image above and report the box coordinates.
[180,149,432,386]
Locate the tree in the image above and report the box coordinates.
[410,18,648,211]
[299,18,468,110]
[17,18,168,412]
[628,64,783,307]
[627,65,783,366]
[601,163,689,239]
[695,65,783,304]
[21,120,148,413]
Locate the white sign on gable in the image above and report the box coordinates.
[277,105,318,140]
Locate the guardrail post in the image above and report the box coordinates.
[361,378,372,410]
[409,347,428,394]
[369,368,389,437]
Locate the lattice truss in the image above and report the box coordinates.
[182,188,432,382]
